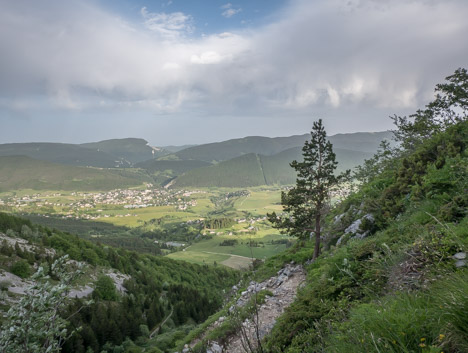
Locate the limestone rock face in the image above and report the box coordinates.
[337,213,375,245]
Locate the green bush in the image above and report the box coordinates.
[10,259,31,279]
[93,275,118,301]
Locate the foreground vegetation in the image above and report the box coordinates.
[176,68,467,353]
[261,69,468,353]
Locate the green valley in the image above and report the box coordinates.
[0,69,466,353]
[1,0,466,351]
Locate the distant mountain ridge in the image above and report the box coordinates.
[0,142,120,168]
[171,135,313,162]
[161,144,198,153]
[81,138,171,164]
[167,131,392,163]
[166,131,392,187]
[0,131,393,189]
[0,155,151,191]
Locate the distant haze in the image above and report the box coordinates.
[1,0,467,145]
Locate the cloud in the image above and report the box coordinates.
[190,51,224,65]
[1,0,468,139]
[221,3,242,18]
[141,7,193,39]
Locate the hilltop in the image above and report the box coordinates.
[0,142,120,168]
[81,138,172,164]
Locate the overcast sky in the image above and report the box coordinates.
[1,0,467,146]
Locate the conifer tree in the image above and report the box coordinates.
[268,119,350,259]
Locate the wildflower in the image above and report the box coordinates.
[439,334,445,341]
[419,343,426,348]
[420,337,426,342]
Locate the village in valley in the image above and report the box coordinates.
[0,186,202,220]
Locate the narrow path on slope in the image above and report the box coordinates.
[149,307,173,338]
[223,265,306,353]
[188,263,306,352]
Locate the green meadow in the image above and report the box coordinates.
[167,230,292,268]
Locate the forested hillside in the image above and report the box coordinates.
[135,159,212,185]
[173,147,372,187]
[0,142,121,167]
[0,155,151,191]
[0,132,387,190]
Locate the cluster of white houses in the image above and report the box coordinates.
[0,188,203,220]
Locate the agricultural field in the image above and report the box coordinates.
[0,186,293,269]
[167,230,292,269]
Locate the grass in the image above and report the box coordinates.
[324,270,468,353]
[221,256,253,269]
[97,206,194,227]
[167,229,292,269]
[167,251,230,266]
[234,190,282,215]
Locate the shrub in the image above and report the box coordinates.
[10,259,31,279]
[93,275,118,301]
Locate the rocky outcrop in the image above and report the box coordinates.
[336,213,375,245]
[186,263,306,353]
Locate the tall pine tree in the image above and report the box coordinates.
[268,119,349,259]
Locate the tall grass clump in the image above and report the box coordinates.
[325,270,468,353]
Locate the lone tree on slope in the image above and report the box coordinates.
[268,119,350,259]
